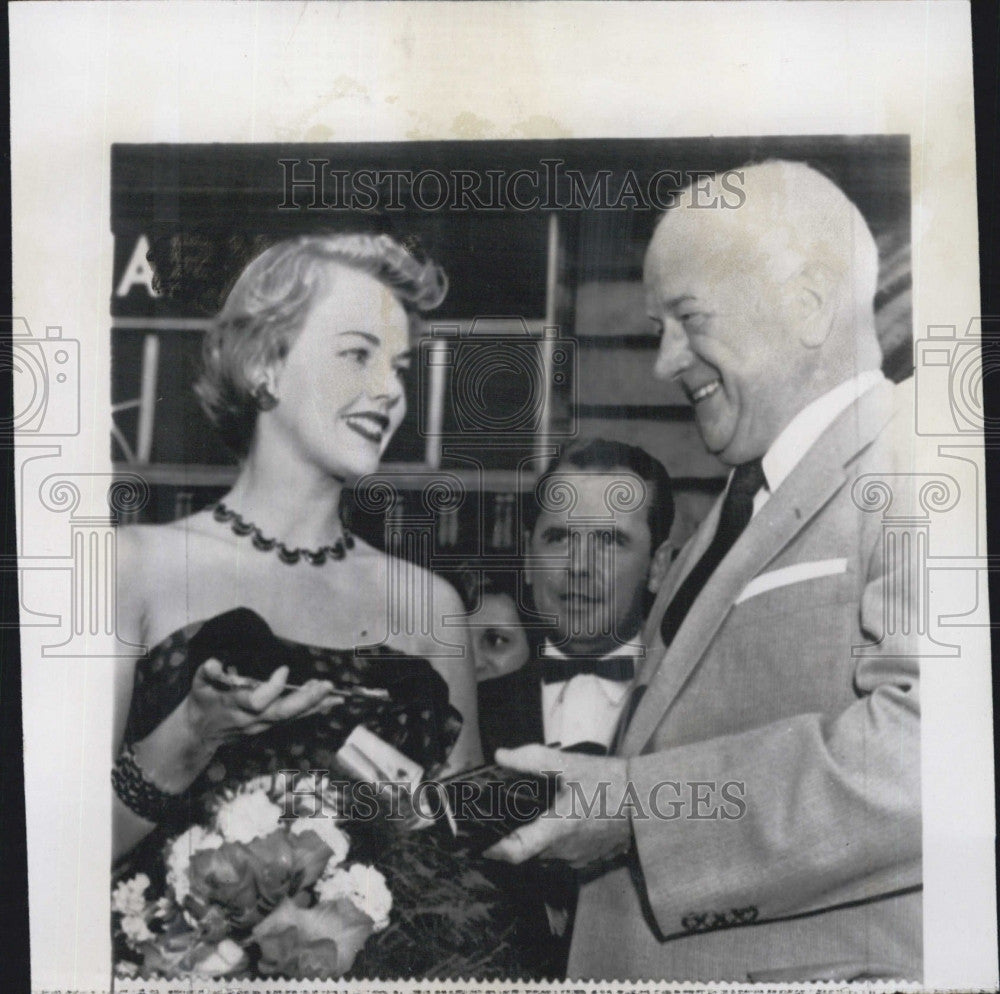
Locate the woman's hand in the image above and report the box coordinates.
[127,659,344,801]
[182,657,343,746]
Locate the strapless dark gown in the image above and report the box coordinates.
[115,608,534,980]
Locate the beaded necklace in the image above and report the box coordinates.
[212,502,354,565]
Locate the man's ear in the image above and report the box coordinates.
[789,262,837,348]
[646,540,674,595]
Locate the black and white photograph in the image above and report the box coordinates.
[8,3,997,992]
[105,138,920,983]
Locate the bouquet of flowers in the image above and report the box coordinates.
[112,773,392,980]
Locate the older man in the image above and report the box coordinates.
[486,161,921,982]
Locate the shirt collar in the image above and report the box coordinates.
[542,636,645,660]
[759,369,886,494]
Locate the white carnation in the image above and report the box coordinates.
[165,824,223,905]
[193,938,247,976]
[280,771,341,819]
[214,789,282,844]
[291,817,350,869]
[111,873,150,917]
[120,912,153,949]
[315,863,392,931]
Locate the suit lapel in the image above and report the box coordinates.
[621,382,897,756]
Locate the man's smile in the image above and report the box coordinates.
[687,378,722,405]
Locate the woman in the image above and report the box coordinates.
[112,233,483,862]
[111,234,527,979]
[449,565,532,682]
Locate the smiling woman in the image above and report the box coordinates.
[109,233,511,980]
[194,234,445,462]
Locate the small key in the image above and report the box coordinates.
[208,670,390,701]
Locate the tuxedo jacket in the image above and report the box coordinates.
[568,380,922,982]
[477,645,641,758]
[477,659,572,980]
[477,662,544,760]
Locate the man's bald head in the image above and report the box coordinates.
[653,160,880,326]
[644,161,884,465]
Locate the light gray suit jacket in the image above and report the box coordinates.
[568,380,922,982]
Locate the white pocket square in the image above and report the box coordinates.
[735,558,848,605]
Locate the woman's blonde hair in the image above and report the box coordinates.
[194,232,447,455]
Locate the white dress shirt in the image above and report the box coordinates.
[540,638,644,751]
[752,369,886,516]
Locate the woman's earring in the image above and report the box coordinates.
[252,382,278,411]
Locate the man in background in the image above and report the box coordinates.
[478,437,674,758]
[475,438,673,977]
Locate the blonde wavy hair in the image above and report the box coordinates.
[194,232,448,455]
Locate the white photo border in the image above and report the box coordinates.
[9,2,995,991]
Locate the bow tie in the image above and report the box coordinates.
[540,654,636,685]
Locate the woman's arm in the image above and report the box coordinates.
[424,574,484,774]
[111,527,337,863]
[113,527,212,861]
[112,703,216,864]
[112,525,164,862]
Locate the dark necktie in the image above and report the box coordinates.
[659,458,766,648]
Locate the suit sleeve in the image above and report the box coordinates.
[626,530,921,937]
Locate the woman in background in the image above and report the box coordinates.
[449,565,533,682]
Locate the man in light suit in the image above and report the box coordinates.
[485,160,921,982]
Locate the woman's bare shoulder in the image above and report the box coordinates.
[116,513,227,580]
[353,542,463,607]
[116,514,237,641]
[116,519,171,554]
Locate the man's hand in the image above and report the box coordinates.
[483,745,632,868]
